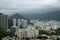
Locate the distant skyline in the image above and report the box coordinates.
[0,0,60,15]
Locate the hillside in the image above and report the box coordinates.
[22,10,60,21]
[9,10,60,21]
[10,13,25,19]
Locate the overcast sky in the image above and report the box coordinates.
[0,0,60,15]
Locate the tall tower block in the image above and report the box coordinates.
[13,19,16,26]
[18,19,21,27]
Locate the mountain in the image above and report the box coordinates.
[22,10,60,21]
[9,13,30,25]
[10,13,25,19]
[9,10,60,21]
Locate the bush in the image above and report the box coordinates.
[0,28,11,39]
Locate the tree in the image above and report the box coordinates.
[8,19,13,29]
[39,30,48,35]
[55,28,60,35]
[50,32,56,35]
[0,28,11,40]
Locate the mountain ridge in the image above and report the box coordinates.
[22,10,60,21]
[10,13,25,19]
[9,10,60,21]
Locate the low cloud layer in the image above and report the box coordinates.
[0,0,60,14]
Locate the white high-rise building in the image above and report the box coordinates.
[25,25,39,38]
[13,19,16,26]
[18,19,21,28]
[21,19,28,28]
[23,20,28,28]
[21,19,24,28]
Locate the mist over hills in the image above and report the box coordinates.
[10,10,60,21]
[22,10,60,21]
[10,13,25,19]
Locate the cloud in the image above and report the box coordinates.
[0,0,60,14]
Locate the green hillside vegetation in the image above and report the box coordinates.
[0,28,11,40]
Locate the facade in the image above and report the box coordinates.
[13,19,16,26]
[21,19,28,28]
[12,19,28,28]
[15,28,27,40]
[18,19,21,27]
[15,25,39,39]
[11,19,19,36]
[10,26,19,36]
[34,20,60,31]
[0,13,8,29]
[25,25,39,38]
